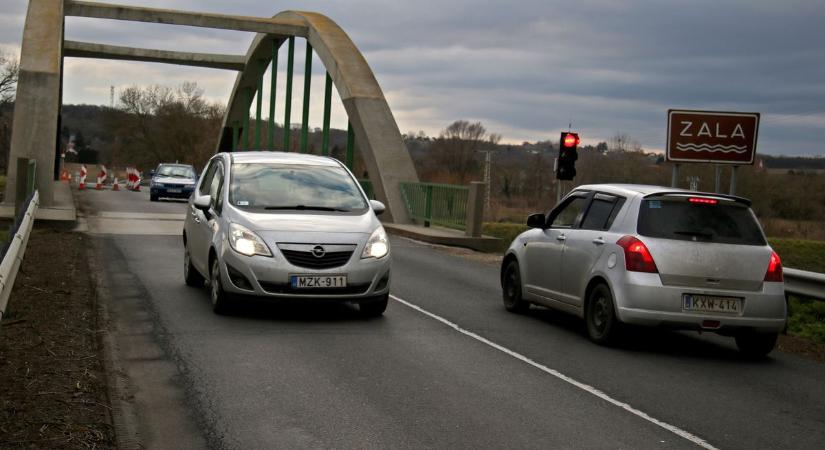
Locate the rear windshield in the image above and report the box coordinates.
[637,198,766,245]
[229,163,368,212]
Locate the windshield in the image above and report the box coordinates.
[229,163,368,212]
[637,197,766,245]
[157,165,196,178]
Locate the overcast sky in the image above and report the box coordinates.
[2,0,824,156]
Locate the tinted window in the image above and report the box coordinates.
[551,197,588,228]
[209,164,224,211]
[638,198,765,245]
[199,161,219,196]
[581,198,616,230]
[229,163,368,211]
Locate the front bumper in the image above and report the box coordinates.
[151,186,195,198]
[612,272,786,333]
[217,246,391,300]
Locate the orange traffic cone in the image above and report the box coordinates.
[112,177,120,191]
[78,181,85,190]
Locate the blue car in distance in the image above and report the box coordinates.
[150,163,198,201]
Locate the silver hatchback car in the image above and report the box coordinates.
[183,152,391,316]
[501,184,786,357]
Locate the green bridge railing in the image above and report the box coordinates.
[399,182,469,230]
[358,179,375,200]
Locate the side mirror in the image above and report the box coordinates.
[369,200,386,216]
[526,213,546,229]
[150,170,156,177]
[193,194,212,211]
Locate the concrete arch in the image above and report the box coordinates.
[219,11,418,223]
[4,1,417,223]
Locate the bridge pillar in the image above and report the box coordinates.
[3,0,64,208]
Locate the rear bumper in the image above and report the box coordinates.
[612,272,786,333]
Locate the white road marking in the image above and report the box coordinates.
[390,294,718,450]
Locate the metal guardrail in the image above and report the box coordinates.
[400,182,469,230]
[784,268,825,301]
[0,190,40,324]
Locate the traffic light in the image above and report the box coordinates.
[556,132,580,180]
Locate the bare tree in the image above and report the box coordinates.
[0,52,19,107]
[431,120,500,183]
[113,82,224,169]
[1,52,19,170]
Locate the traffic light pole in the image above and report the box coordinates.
[556,180,563,204]
[671,164,680,188]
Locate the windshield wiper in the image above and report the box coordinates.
[264,205,350,212]
[673,230,714,239]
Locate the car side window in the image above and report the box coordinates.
[580,195,618,231]
[209,164,224,212]
[550,196,588,228]
[199,161,219,196]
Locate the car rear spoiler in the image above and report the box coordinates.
[642,191,752,207]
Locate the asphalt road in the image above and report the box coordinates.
[77,188,825,449]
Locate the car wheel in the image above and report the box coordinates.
[183,244,204,287]
[735,331,778,358]
[359,293,388,318]
[586,283,620,345]
[502,260,529,313]
[150,194,158,202]
[210,257,230,315]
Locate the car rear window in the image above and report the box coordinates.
[637,197,766,245]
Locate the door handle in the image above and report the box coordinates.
[592,237,605,245]
[556,235,566,242]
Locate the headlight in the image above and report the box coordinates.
[152,181,164,188]
[228,223,272,257]
[361,227,389,259]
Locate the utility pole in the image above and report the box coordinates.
[484,149,491,211]
[476,148,492,211]
[110,86,114,108]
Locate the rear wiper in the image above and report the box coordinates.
[264,205,350,212]
[673,230,714,238]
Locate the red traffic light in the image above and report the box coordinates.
[562,132,580,148]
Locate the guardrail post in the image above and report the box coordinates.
[424,185,433,228]
[465,181,485,237]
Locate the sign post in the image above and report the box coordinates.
[666,110,760,191]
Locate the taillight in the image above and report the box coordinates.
[688,197,718,205]
[617,236,658,273]
[764,251,783,282]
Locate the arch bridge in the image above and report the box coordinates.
[4,0,419,223]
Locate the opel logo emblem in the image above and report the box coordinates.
[311,245,326,258]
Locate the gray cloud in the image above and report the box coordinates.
[1,0,823,155]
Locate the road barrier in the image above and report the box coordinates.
[784,268,825,302]
[126,167,142,191]
[79,164,87,190]
[0,191,39,324]
[95,165,108,190]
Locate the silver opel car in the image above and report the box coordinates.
[501,184,786,357]
[183,152,391,316]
